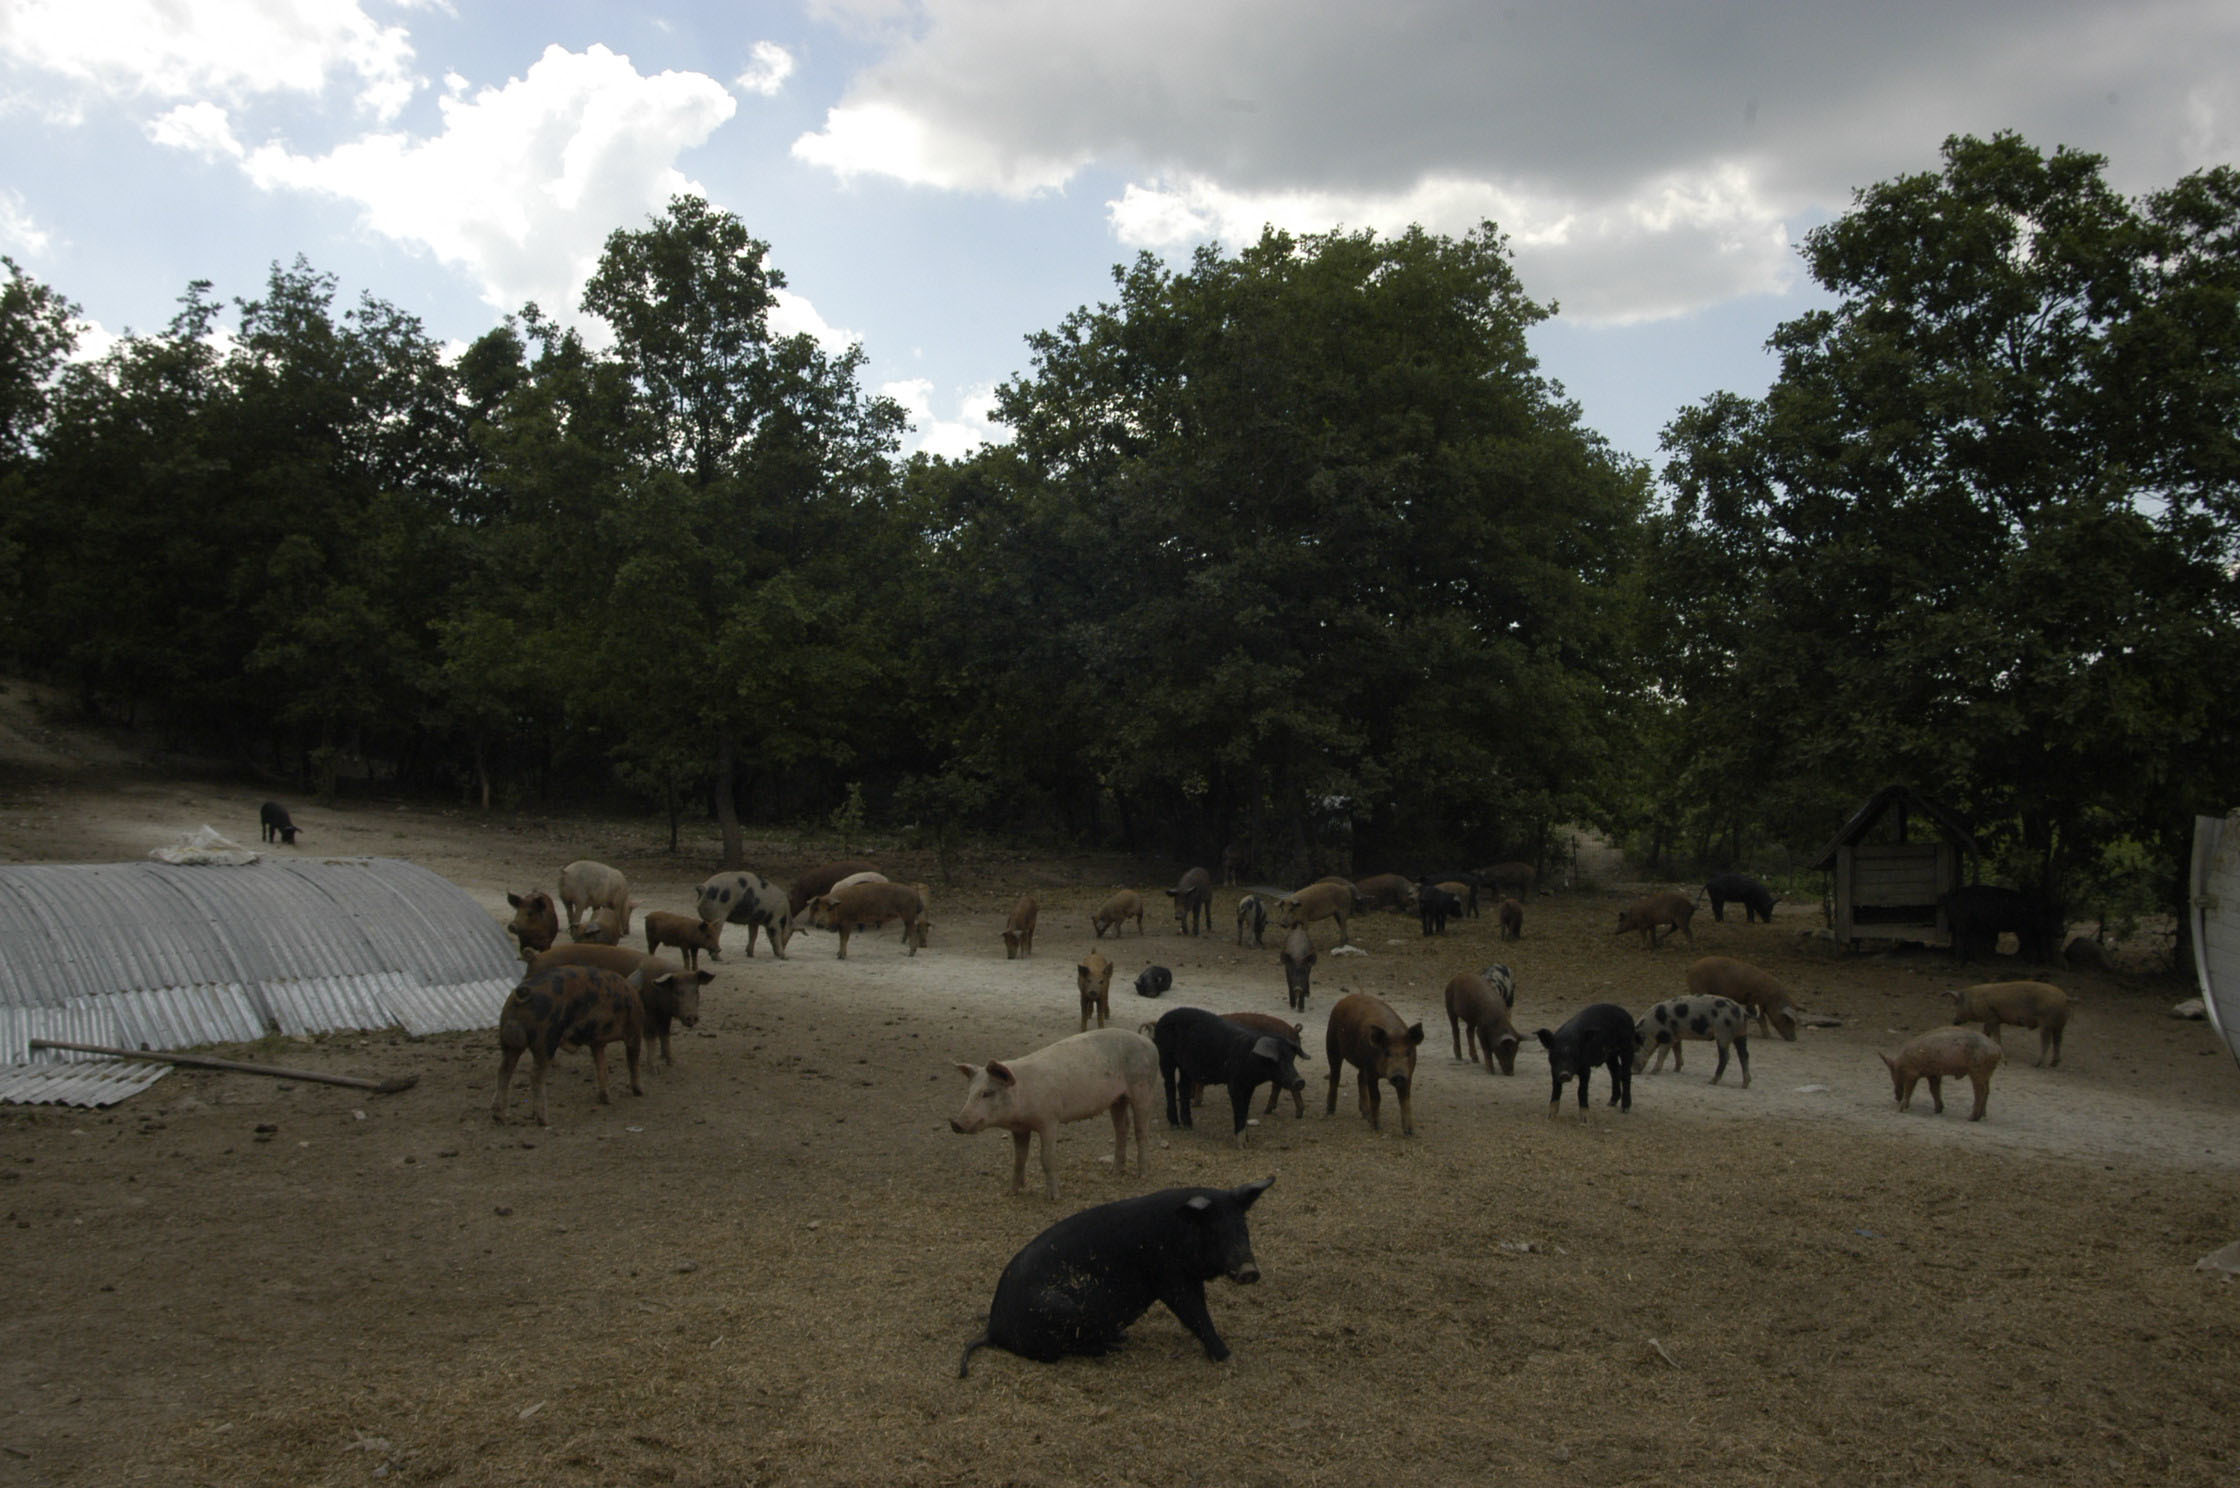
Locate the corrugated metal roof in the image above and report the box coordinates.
[0,857,522,1105]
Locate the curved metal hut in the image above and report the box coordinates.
[0,856,518,1105]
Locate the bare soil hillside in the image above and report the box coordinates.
[2,681,2237,1488]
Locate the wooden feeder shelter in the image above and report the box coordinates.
[1808,785,1981,951]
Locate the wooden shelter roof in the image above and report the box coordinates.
[1807,785,1982,872]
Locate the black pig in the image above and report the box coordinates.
[258,801,300,845]
[1941,884,2062,962]
[957,1178,1274,1375]
[1134,965,1174,998]
[1534,1002,1637,1115]
[1704,872,1775,923]
[1153,1007,1303,1146]
[1417,883,1462,935]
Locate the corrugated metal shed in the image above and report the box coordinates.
[2190,814,2240,1071]
[0,857,519,1105]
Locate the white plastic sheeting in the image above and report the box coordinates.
[0,857,520,1105]
[2190,814,2240,1072]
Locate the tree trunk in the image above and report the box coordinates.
[716,730,744,868]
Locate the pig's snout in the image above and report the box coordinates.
[1229,1258,1261,1284]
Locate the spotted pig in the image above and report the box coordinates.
[694,870,794,958]
[1636,994,1752,1086]
[491,965,645,1126]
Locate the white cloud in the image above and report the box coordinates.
[0,0,419,120]
[0,191,52,256]
[770,288,860,357]
[736,41,796,98]
[239,44,737,323]
[793,0,2240,322]
[883,375,1004,460]
[147,101,245,160]
[794,98,1084,195]
[1108,166,1798,322]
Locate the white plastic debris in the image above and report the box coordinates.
[148,826,259,866]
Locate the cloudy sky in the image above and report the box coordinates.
[2,1,2234,467]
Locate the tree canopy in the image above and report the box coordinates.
[1652,132,2240,907]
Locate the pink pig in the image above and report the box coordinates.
[950,1028,1161,1199]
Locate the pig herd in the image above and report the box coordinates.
[486,856,2081,1374]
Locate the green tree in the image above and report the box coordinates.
[935,224,1647,870]
[581,197,906,864]
[1654,133,2240,904]
[0,260,77,659]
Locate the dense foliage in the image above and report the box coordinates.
[2,137,2235,912]
[1652,134,2240,912]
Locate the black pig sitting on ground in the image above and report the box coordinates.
[957,1178,1274,1375]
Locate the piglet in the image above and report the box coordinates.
[1636,995,1751,1086]
[1942,980,2068,1068]
[951,1028,1160,1198]
[1444,969,1521,1074]
[491,966,645,1127]
[1881,1028,2003,1120]
[1324,991,1424,1135]
[958,1178,1274,1375]
[644,909,722,969]
[1535,1002,1637,1115]
[1077,953,1115,1031]
[1134,965,1174,999]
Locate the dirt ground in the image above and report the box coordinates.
[2,685,2239,1487]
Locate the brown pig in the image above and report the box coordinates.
[1077,951,1115,1031]
[520,945,710,1067]
[1092,889,1145,938]
[806,881,929,958]
[1324,991,1425,1135]
[1003,895,1038,959]
[1685,955,1803,1040]
[1616,890,1696,949]
[1881,1027,2003,1120]
[1498,897,1524,940]
[1282,881,1355,946]
[491,965,644,1126]
[1943,980,2069,1067]
[504,889,560,956]
[1280,925,1317,1011]
[950,1028,1161,1198]
[1444,969,1522,1074]
[644,909,722,969]
[1351,873,1418,913]
[572,902,631,945]
[788,860,881,918]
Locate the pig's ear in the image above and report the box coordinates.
[1250,1037,1285,1063]
[1404,1023,1425,1046]
[1234,1177,1274,1208]
[955,1063,980,1080]
[1535,1029,1555,1048]
[1937,989,1958,1001]
[507,893,523,908]
[986,1061,1016,1086]
[1368,1026,1390,1049]
[693,970,714,986]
